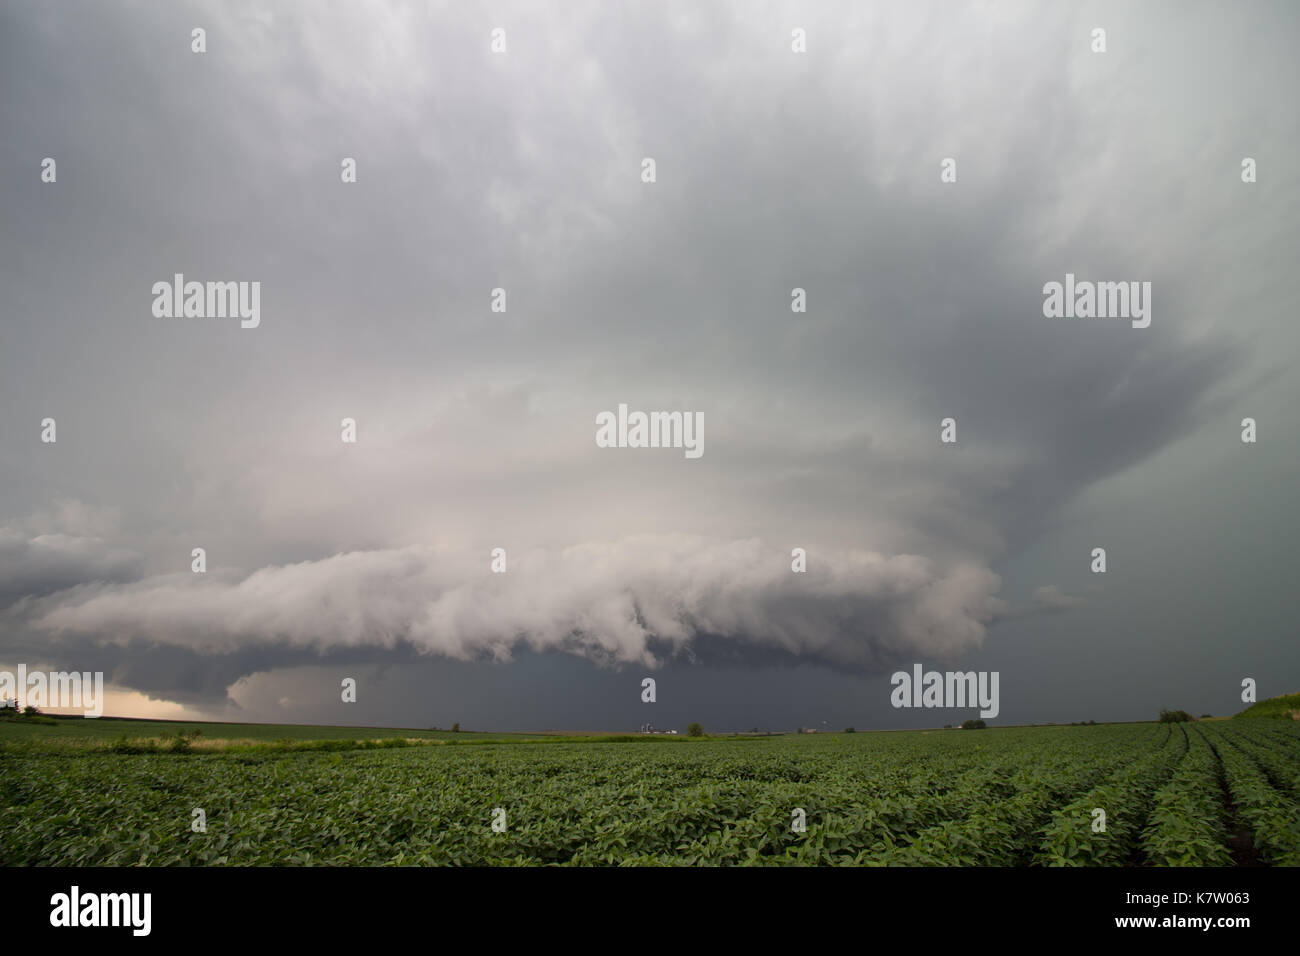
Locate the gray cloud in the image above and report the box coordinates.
[1029,585,1086,613]
[30,536,1003,675]
[0,504,141,608]
[1,0,1296,722]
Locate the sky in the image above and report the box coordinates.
[1,0,1297,731]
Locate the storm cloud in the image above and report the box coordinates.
[29,536,1003,670]
[1,0,1296,725]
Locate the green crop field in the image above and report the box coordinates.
[2,716,1297,865]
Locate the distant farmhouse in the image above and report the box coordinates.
[638,723,678,735]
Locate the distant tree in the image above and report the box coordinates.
[450,722,460,733]
[961,718,986,730]
[944,724,952,729]
[22,704,40,716]
[1159,709,1193,723]
[1200,714,1212,719]
[843,727,856,734]
[686,722,704,737]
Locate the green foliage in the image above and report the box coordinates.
[1142,726,1233,866]
[1039,723,1186,866]
[961,719,986,730]
[1159,710,1193,723]
[1236,693,1300,720]
[687,723,704,737]
[451,723,460,733]
[2,721,1297,866]
[844,728,856,734]
[1213,729,1300,864]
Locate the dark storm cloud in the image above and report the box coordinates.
[0,529,141,608]
[0,504,142,607]
[1,0,1296,720]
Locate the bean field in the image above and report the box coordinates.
[2,720,1298,865]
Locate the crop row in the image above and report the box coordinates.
[1212,724,1300,797]
[2,722,1297,866]
[858,727,1166,866]
[1037,723,1185,866]
[1140,725,1233,866]
[1203,725,1300,865]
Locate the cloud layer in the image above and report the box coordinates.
[1,1,1296,721]
[31,535,1003,671]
